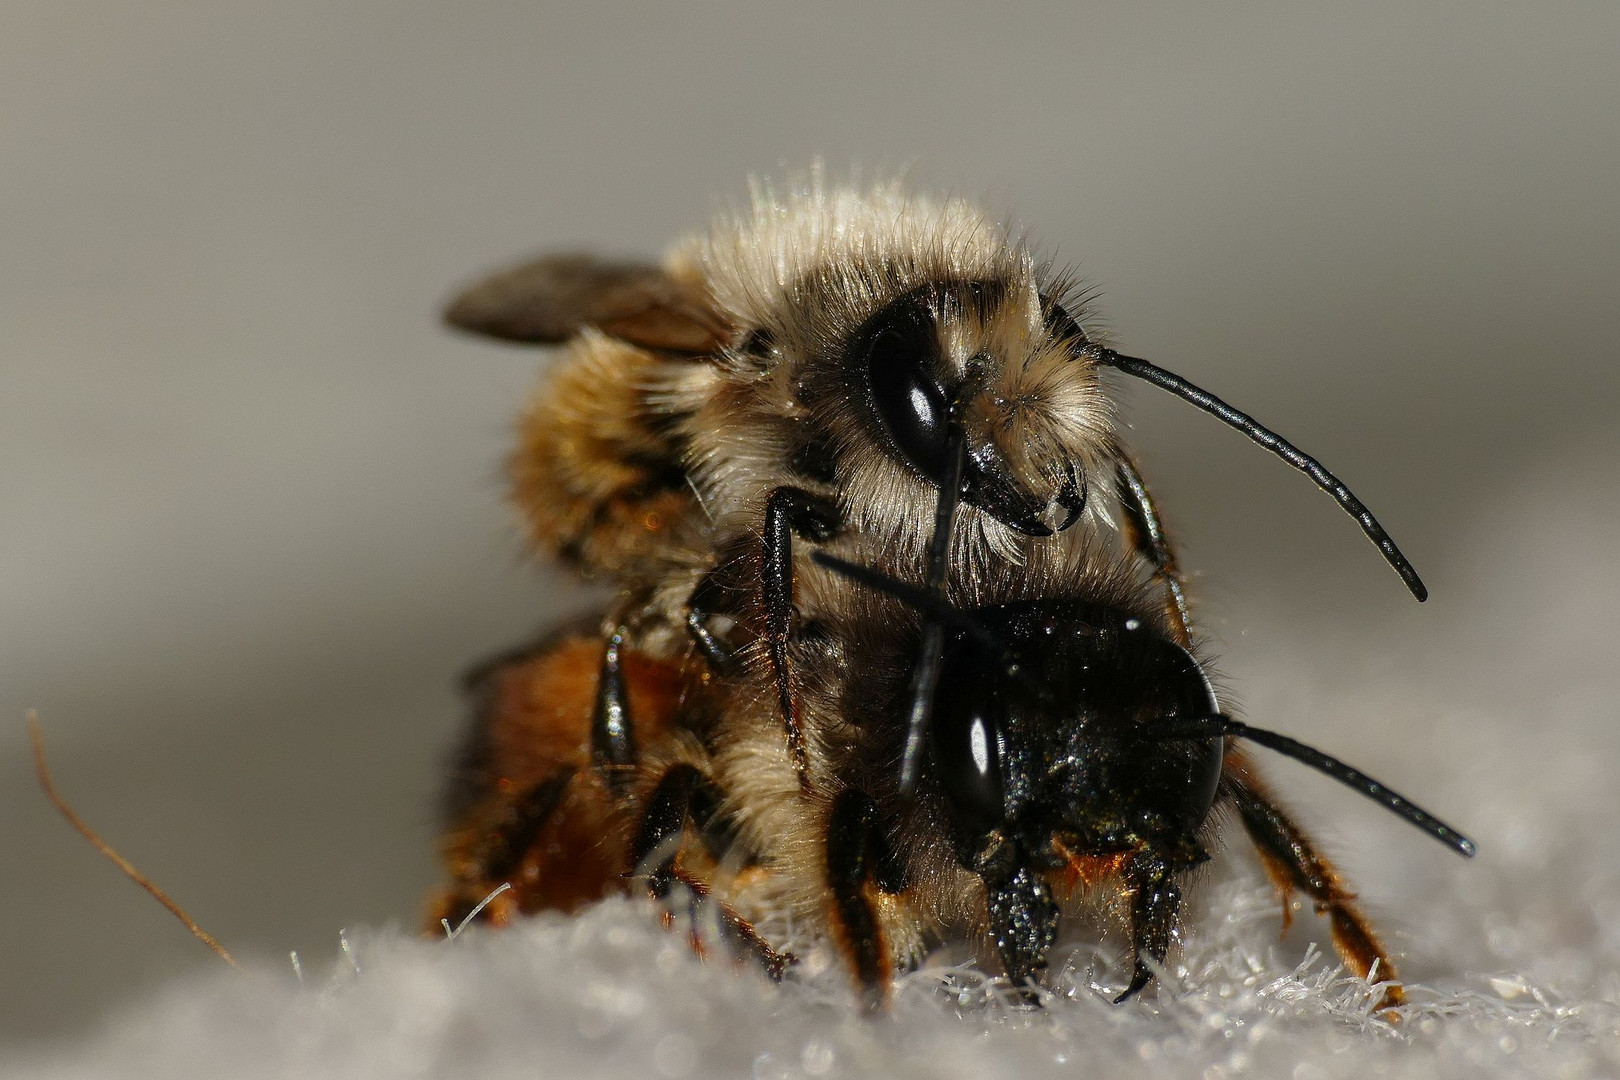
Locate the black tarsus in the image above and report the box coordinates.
[590,626,637,793]
[1149,714,1476,857]
[985,866,1062,999]
[899,426,968,795]
[1094,349,1427,603]
[762,486,841,783]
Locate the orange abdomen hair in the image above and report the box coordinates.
[430,633,701,929]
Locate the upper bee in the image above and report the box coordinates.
[446,174,1424,599]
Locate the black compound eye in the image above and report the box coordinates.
[931,695,1007,838]
[867,324,952,477]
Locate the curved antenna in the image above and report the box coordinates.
[1093,348,1427,603]
[810,551,1005,651]
[1150,714,1475,857]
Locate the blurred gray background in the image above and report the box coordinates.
[3,1,1617,1052]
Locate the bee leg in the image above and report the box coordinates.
[683,565,740,674]
[431,769,576,931]
[1114,853,1183,1003]
[590,626,637,793]
[1222,758,1405,1008]
[762,486,841,782]
[825,789,907,1011]
[631,763,793,980]
[1114,453,1193,647]
[984,865,1061,1002]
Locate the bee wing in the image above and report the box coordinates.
[444,254,726,354]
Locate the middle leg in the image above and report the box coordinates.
[630,762,794,980]
[1221,752,1404,1007]
[1113,450,1193,647]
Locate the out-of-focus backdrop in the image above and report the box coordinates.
[3,1,1617,1054]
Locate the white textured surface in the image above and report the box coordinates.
[9,886,1617,1080]
[9,474,1620,1079]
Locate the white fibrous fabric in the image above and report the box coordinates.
[12,473,1620,1080]
[10,887,1619,1080]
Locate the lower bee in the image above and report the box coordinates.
[429,454,1473,1008]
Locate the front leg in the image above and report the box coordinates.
[1113,451,1193,648]
[762,487,840,782]
[1114,852,1185,1003]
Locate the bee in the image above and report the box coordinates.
[432,174,1452,1005]
[430,447,1473,1007]
[445,175,1428,791]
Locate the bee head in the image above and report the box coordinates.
[920,598,1221,986]
[851,280,1103,537]
[928,600,1223,870]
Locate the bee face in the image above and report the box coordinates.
[847,280,1092,536]
[928,600,1224,870]
[855,595,1223,985]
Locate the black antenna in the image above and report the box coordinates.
[1093,348,1427,603]
[1150,714,1475,857]
[810,551,1003,652]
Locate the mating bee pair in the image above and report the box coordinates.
[428,179,1472,1009]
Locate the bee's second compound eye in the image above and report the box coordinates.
[867,324,952,478]
[930,691,1008,838]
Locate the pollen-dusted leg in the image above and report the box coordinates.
[824,789,908,1011]
[1114,852,1186,1003]
[1113,453,1192,647]
[630,763,793,979]
[761,486,841,781]
[1221,755,1404,1007]
[984,864,1060,1000]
